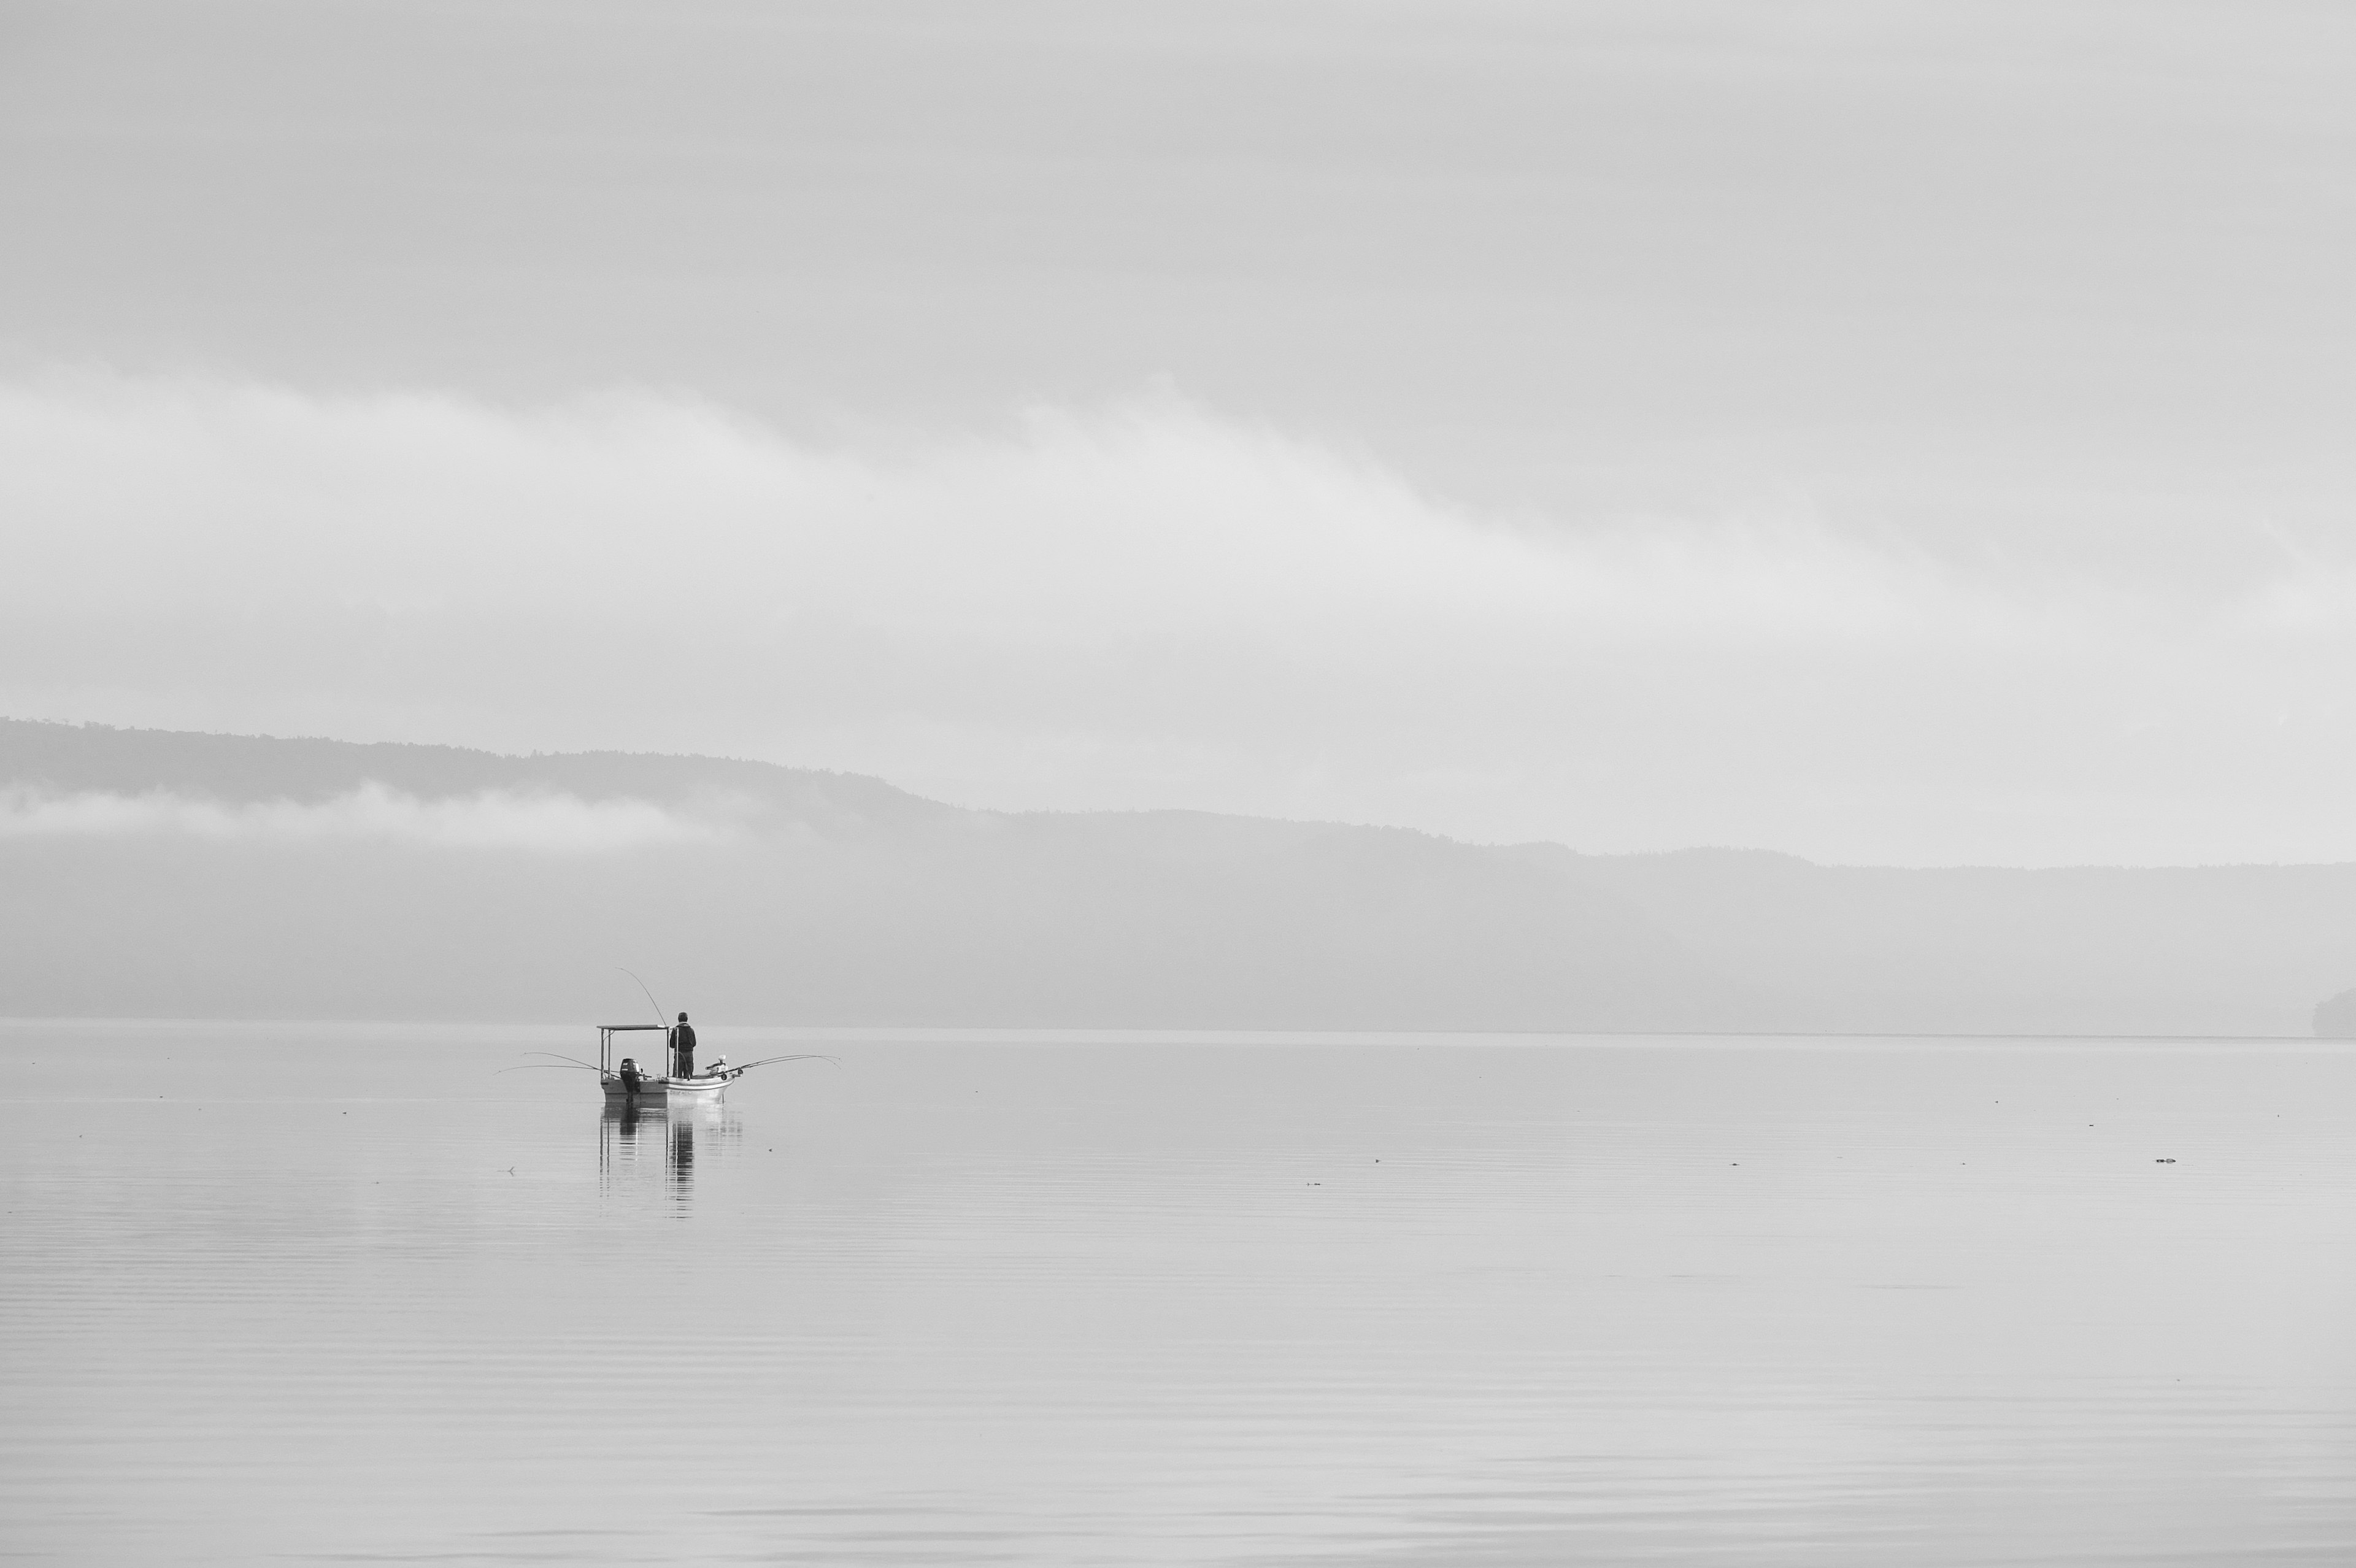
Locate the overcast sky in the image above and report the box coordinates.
[5,1,2354,865]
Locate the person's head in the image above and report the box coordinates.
[677,1012,688,1023]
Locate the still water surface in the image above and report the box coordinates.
[4,1023,2354,1564]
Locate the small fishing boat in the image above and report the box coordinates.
[506,1023,834,1102]
[596,1023,733,1103]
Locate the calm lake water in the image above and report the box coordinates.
[4,1023,2353,1566]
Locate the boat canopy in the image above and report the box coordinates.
[599,1023,672,1075]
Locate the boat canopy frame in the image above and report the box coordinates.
[598,1023,671,1076]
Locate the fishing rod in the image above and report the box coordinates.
[728,1053,842,1071]
[524,1051,606,1071]
[497,1063,602,1074]
[616,967,666,1030]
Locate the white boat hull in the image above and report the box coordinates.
[601,1072,734,1103]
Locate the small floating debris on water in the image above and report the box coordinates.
[2156,1158,2177,1164]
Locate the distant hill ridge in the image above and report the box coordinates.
[0,717,950,830]
[6,717,2356,1036]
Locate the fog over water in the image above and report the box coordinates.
[11,720,2356,1036]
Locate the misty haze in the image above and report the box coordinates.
[6,5,2355,1566]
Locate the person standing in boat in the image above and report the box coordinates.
[670,1012,698,1078]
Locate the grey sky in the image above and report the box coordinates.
[5,2,2354,864]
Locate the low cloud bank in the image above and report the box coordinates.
[0,785,724,853]
[4,372,2353,864]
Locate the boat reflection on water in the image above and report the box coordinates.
[599,1097,741,1206]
